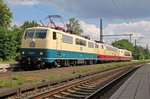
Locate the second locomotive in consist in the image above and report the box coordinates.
[16,16,132,69]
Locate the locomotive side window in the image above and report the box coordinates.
[95,44,98,48]
[34,30,47,39]
[106,46,118,52]
[81,40,86,46]
[53,32,57,40]
[124,51,131,56]
[75,38,80,45]
[24,30,34,39]
[88,42,94,48]
[75,38,86,46]
[62,34,73,44]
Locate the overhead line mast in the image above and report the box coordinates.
[100,19,103,42]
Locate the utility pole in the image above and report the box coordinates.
[100,19,103,42]
[146,44,148,50]
[129,34,133,43]
[135,39,137,60]
[146,44,149,59]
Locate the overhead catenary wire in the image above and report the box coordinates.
[111,0,144,44]
[33,5,51,14]
[111,0,129,24]
[121,0,132,20]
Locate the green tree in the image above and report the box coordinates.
[11,25,23,51]
[0,0,12,28]
[0,0,15,60]
[66,18,83,35]
[0,0,39,60]
[144,47,150,59]
[112,39,134,52]
[20,21,39,31]
[0,27,17,60]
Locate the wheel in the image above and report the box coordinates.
[54,61,61,68]
[70,61,77,66]
[86,60,93,65]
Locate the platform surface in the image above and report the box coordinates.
[110,63,150,99]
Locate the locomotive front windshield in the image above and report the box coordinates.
[24,29,47,39]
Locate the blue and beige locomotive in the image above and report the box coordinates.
[17,26,98,69]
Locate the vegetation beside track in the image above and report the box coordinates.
[0,60,147,87]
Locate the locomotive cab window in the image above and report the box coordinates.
[34,30,47,39]
[24,29,47,39]
[24,30,34,39]
[53,32,57,40]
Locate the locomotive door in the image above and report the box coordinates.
[55,32,62,58]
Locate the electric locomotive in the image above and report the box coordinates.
[16,15,98,69]
[16,15,132,69]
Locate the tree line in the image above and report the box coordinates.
[112,39,150,60]
[0,0,39,61]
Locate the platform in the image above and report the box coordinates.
[110,63,150,99]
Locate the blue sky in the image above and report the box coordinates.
[4,0,150,47]
[10,3,74,24]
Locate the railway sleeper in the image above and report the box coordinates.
[77,85,96,89]
[67,89,92,95]
[53,94,72,99]
[60,91,87,98]
[81,84,96,88]
[72,87,94,93]
[76,85,95,90]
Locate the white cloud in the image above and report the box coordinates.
[5,0,39,6]
[79,20,150,47]
[104,21,150,38]
[79,21,100,40]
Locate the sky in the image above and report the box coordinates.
[4,0,150,48]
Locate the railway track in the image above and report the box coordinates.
[0,63,143,99]
[29,64,141,99]
[86,65,138,99]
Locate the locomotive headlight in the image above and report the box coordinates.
[40,52,43,55]
[22,51,25,55]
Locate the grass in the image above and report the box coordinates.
[0,58,3,63]
[0,60,147,87]
[0,79,17,87]
[0,74,24,87]
[0,58,16,63]
[47,74,65,79]
[70,60,147,75]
